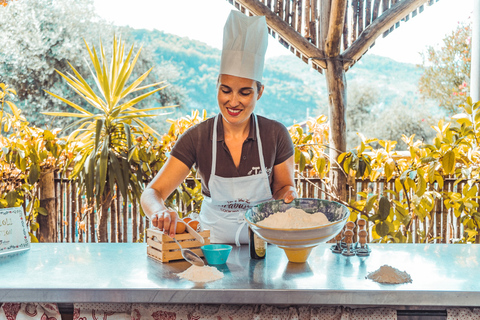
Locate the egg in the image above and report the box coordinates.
[188,220,200,232]
[175,220,186,234]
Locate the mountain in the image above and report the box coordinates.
[129,28,423,127]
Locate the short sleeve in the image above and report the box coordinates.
[170,126,198,169]
[273,122,294,166]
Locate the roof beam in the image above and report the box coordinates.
[341,0,429,69]
[233,0,327,69]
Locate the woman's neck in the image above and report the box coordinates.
[222,116,251,140]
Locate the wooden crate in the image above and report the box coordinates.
[146,228,210,263]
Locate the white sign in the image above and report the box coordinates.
[0,207,30,255]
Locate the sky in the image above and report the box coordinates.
[93,0,473,65]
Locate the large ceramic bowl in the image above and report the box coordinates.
[245,198,349,263]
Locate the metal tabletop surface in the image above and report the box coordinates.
[0,242,479,306]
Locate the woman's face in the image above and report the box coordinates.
[217,74,263,127]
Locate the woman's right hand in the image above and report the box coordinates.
[151,207,179,238]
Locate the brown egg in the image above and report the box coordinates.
[175,220,186,234]
[188,220,200,232]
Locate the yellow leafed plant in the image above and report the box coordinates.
[43,35,176,242]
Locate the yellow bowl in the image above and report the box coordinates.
[245,198,349,263]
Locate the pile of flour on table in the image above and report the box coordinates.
[258,207,329,228]
[177,265,224,282]
[366,265,412,284]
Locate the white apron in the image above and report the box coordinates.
[199,114,273,246]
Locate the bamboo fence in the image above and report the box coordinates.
[33,173,479,244]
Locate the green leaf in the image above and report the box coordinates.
[6,191,17,207]
[385,159,395,181]
[364,194,377,214]
[416,173,427,197]
[357,159,367,178]
[442,150,455,175]
[315,157,326,176]
[124,123,132,153]
[95,119,104,152]
[427,163,435,184]
[405,177,416,192]
[376,221,390,237]
[86,153,95,201]
[28,164,40,185]
[298,152,306,172]
[97,138,109,197]
[109,150,127,201]
[378,196,391,220]
[343,155,352,174]
[294,148,301,163]
[37,207,48,216]
[43,90,93,116]
[395,178,404,194]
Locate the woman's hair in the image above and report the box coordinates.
[255,81,263,92]
[217,75,263,92]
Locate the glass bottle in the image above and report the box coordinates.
[249,226,266,259]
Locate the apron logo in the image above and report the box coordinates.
[221,198,251,212]
[248,166,261,175]
[248,166,272,176]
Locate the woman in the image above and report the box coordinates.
[140,10,297,245]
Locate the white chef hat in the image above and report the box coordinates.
[219,10,268,82]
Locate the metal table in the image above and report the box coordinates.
[0,243,479,307]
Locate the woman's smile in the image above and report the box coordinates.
[226,107,243,116]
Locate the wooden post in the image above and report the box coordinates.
[326,58,347,201]
[324,0,348,202]
[37,170,56,242]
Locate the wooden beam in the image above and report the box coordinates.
[318,0,331,52]
[341,0,429,69]
[325,0,347,57]
[233,0,327,68]
[325,58,347,201]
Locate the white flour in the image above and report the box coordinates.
[366,265,412,284]
[258,207,329,228]
[177,265,224,282]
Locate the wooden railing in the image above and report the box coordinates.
[40,175,477,244]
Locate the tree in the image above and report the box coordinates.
[43,36,172,242]
[373,98,441,150]
[0,0,184,130]
[418,21,471,114]
[345,81,379,149]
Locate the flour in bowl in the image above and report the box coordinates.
[177,265,224,282]
[366,265,412,284]
[257,207,329,228]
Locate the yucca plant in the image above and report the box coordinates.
[43,36,174,242]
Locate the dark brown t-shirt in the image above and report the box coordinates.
[170,114,294,197]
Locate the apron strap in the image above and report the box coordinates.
[253,114,271,193]
[211,114,220,177]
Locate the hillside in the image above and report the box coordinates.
[130,28,423,127]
